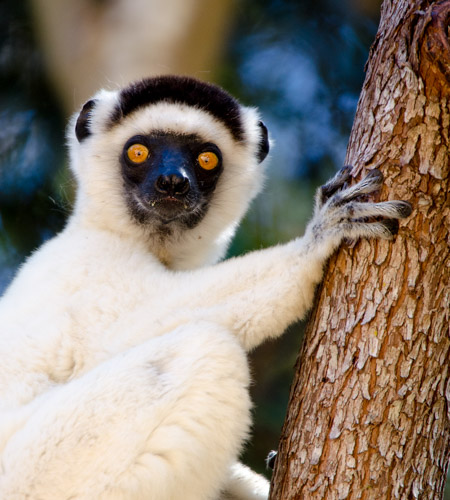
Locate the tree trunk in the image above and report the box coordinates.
[270,1,450,499]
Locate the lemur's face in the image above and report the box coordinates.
[120,131,223,227]
[70,76,269,238]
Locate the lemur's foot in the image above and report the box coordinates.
[265,450,277,470]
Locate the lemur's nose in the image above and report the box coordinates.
[155,174,190,196]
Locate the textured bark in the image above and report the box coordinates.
[270,1,450,499]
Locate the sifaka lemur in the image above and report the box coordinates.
[0,76,412,500]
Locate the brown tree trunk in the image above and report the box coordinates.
[270,1,450,499]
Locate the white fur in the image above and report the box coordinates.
[0,83,407,499]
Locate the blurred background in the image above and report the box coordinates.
[7,0,447,495]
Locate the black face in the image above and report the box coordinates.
[120,132,223,228]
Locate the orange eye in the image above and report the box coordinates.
[127,144,149,164]
[198,152,219,170]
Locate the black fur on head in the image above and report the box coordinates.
[75,99,97,142]
[108,76,246,142]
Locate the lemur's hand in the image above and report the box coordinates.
[308,166,412,245]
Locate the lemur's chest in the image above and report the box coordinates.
[60,259,175,335]
[66,256,219,376]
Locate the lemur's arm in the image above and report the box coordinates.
[189,168,411,350]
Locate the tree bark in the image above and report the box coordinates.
[270,1,450,499]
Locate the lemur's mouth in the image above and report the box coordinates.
[151,196,195,212]
[158,196,185,205]
[145,194,201,224]
[129,191,207,229]
[153,197,188,224]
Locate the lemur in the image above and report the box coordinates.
[0,75,411,500]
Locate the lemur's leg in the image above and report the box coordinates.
[187,169,411,350]
[0,323,250,500]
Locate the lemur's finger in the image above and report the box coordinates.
[338,218,399,240]
[342,200,412,220]
[319,165,353,204]
[331,169,383,206]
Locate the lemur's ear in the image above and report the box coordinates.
[257,121,269,163]
[75,99,97,142]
